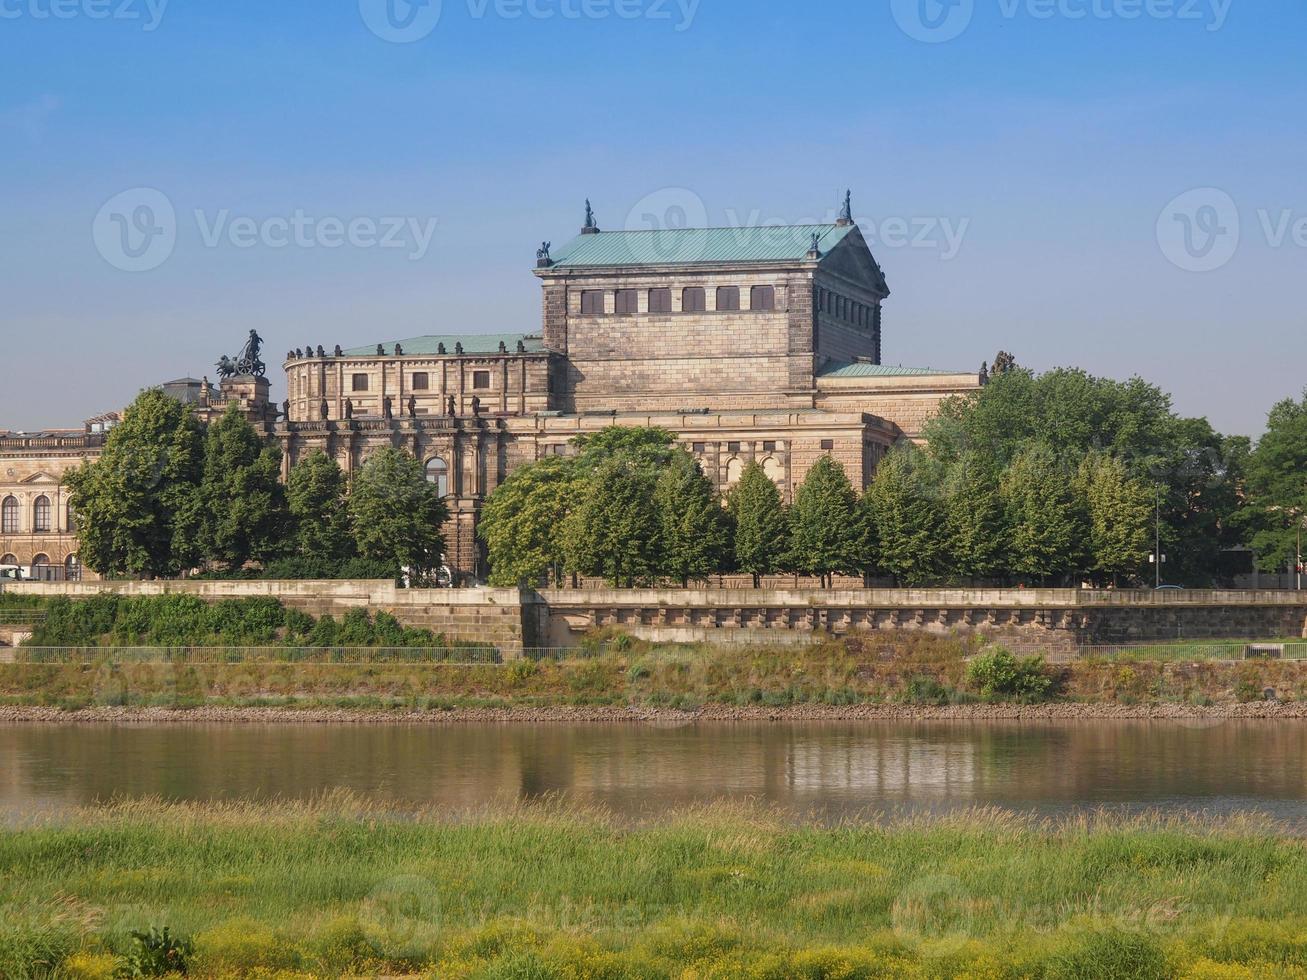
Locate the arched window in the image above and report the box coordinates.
[0,554,16,566]
[725,457,745,487]
[1,496,17,534]
[761,455,785,485]
[31,554,50,579]
[66,502,77,533]
[33,496,51,532]
[425,457,449,498]
[64,554,81,582]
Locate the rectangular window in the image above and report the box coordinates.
[614,289,638,314]
[648,287,672,313]
[682,287,705,312]
[716,286,740,311]
[763,440,776,452]
[411,372,429,390]
[727,441,741,453]
[472,370,491,389]
[580,290,605,315]
[821,439,834,451]
[750,285,775,311]
[352,373,369,392]
[692,442,705,454]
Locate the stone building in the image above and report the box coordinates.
[278,207,981,579]
[0,377,272,580]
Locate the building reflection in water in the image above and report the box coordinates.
[1,721,1305,825]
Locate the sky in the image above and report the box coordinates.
[1,0,1304,437]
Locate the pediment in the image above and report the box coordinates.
[18,472,59,485]
[820,227,890,296]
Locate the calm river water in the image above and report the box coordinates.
[2,720,1305,825]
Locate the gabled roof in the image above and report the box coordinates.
[546,223,858,269]
[344,334,545,357]
[818,362,960,379]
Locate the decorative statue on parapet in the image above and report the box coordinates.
[536,241,552,268]
[990,350,1018,377]
[216,329,267,379]
[838,189,853,225]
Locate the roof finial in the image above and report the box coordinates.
[581,199,600,234]
[837,189,853,226]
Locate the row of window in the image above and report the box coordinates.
[817,287,878,330]
[351,370,492,393]
[0,552,81,579]
[1,495,68,534]
[580,285,777,316]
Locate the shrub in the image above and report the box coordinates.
[1043,927,1166,979]
[116,927,194,977]
[966,648,1052,703]
[901,675,952,705]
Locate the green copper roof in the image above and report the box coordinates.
[344,334,544,356]
[819,362,959,378]
[547,223,857,268]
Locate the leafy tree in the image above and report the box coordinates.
[572,426,677,468]
[1079,453,1153,585]
[563,454,663,586]
[787,456,864,587]
[65,388,204,578]
[194,405,289,569]
[654,449,729,586]
[1000,443,1087,585]
[348,448,449,577]
[728,461,790,587]
[865,445,946,586]
[286,451,355,565]
[479,455,578,587]
[941,451,1008,583]
[1243,391,1307,572]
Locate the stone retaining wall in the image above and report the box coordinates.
[6,582,1307,659]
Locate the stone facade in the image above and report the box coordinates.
[277,214,983,578]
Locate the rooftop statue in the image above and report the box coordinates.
[216,329,267,379]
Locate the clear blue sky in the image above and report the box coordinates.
[2,0,1304,436]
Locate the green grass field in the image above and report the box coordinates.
[1,799,1306,978]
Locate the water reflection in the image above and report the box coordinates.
[1,721,1305,824]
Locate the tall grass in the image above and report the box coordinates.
[1,799,1305,977]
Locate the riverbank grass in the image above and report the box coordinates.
[2,800,1306,978]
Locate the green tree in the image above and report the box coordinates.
[286,451,355,565]
[728,461,790,588]
[787,456,864,587]
[65,389,204,578]
[348,449,449,577]
[1243,391,1307,572]
[865,445,946,586]
[194,405,289,569]
[941,451,1007,583]
[1079,453,1153,585]
[564,454,663,587]
[1000,443,1087,585]
[654,449,729,586]
[479,455,578,586]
